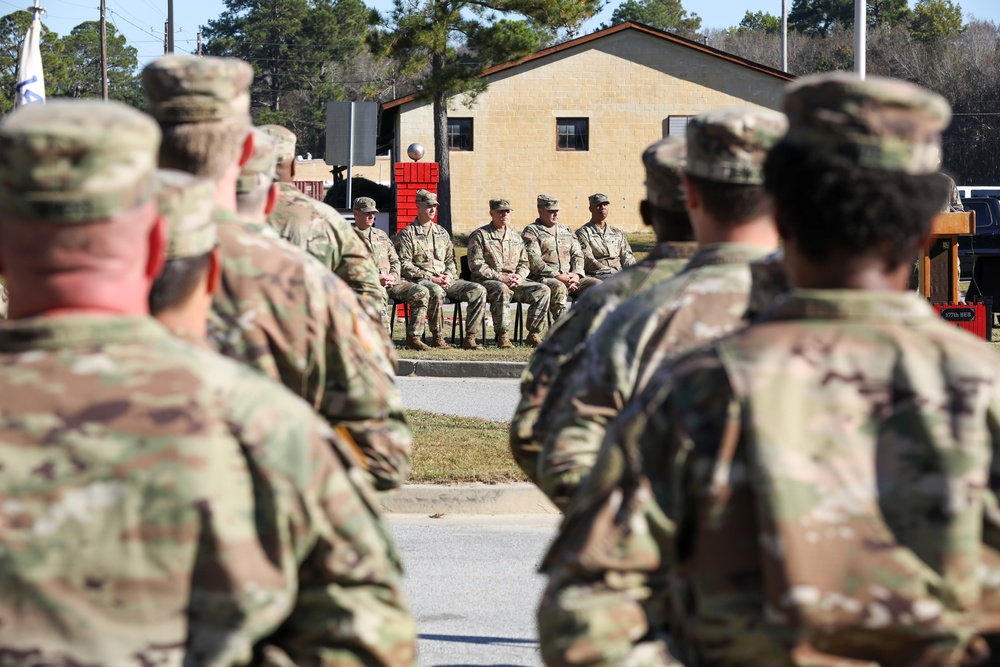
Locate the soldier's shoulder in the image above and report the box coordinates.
[576,222,594,235]
[371,227,393,243]
[468,223,491,239]
[432,223,454,239]
[557,223,576,235]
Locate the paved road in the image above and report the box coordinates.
[398,376,520,422]
[388,513,560,667]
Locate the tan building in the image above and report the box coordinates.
[382,21,793,235]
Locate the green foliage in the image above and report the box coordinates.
[324,176,393,210]
[605,0,702,39]
[202,0,378,156]
[789,0,909,36]
[737,10,781,35]
[0,11,68,114]
[61,21,141,106]
[910,0,964,43]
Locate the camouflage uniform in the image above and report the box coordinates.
[0,282,7,319]
[940,171,965,212]
[394,219,487,337]
[575,200,636,277]
[468,207,551,337]
[355,223,430,338]
[522,198,602,321]
[261,124,384,324]
[536,108,788,509]
[0,99,415,666]
[540,75,982,667]
[143,55,412,491]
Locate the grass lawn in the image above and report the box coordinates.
[407,409,527,484]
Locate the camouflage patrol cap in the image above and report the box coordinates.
[588,193,609,206]
[353,196,377,212]
[416,189,438,205]
[236,128,278,194]
[537,194,560,211]
[142,54,253,124]
[781,72,951,174]
[686,106,788,185]
[0,99,160,224]
[490,198,512,211]
[258,124,296,165]
[156,169,216,259]
[642,136,687,211]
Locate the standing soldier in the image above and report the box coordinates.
[0,100,415,666]
[522,194,601,321]
[395,189,487,350]
[510,136,697,481]
[537,107,787,509]
[352,196,432,351]
[575,193,636,277]
[142,54,411,491]
[467,198,551,348]
[539,73,995,667]
[259,123,385,323]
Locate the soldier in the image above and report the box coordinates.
[259,123,385,322]
[538,73,995,667]
[143,54,412,492]
[0,100,415,665]
[575,192,636,277]
[467,198,551,348]
[522,194,601,321]
[395,189,487,350]
[509,136,698,481]
[352,196,432,350]
[940,171,965,212]
[235,127,280,222]
[537,106,788,509]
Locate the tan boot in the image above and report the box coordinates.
[462,335,482,350]
[430,333,453,349]
[525,332,543,347]
[496,332,514,349]
[405,335,431,351]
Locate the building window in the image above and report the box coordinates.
[665,115,693,137]
[557,118,589,151]
[448,118,474,151]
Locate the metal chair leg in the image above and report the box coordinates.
[450,301,464,344]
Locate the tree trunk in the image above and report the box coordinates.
[432,54,451,233]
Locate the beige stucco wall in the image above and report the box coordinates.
[396,28,788,234]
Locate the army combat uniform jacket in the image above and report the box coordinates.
[209,208,412,491]
[575,221,636,277]
[522,220,586,279]
[509,241,697,481]
[540,290,1000,667]
[537,243,774,508]
[355,225,431,338]
[0,314,415,666]
[267,182,385,323]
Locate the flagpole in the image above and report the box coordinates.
[99,0,108,100]
[15,0,46,108]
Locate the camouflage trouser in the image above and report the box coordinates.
[386,281,431,337]
[540,276,602,320]
[420,278,487,337]
[480,279,551,335]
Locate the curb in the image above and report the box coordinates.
[382,483,560,515]
[396,359,526,379]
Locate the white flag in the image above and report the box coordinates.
[15,12,45,108]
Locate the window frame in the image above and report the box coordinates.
[556,117,589,152]
[666,115,694,137]
[447,117,474,151]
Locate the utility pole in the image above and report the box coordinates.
[197,30,203,56]
[163,20,168,54]
[166,0,174,53]
[855,0,866,78]
[99,0,108,100]
[781,0,788,72]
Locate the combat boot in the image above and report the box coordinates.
[525,332,543,347]
[496,332,515,349]
[462,334,482,350]
[405,335,431,351]
[430,333,453,349]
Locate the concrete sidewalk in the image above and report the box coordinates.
[382,483,559,515]
[396,359,526,379]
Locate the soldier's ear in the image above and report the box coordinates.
[146,214,167,283]
[683,175,700,213]
[639,200,653,227]
[238,131,254,168]
[205,247,222,295]
[264,182,281,216]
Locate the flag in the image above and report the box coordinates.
[15,10,45,108]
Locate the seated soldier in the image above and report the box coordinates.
[467,198,551,348]
[575,193,636,277]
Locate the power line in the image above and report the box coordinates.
[106,7,161,42]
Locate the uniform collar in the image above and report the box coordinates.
[763,289,937,323]
[0,314,170,350]
[685,243,774,270]
[648,241,698,261]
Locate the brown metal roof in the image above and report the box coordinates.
[382,21,795,110]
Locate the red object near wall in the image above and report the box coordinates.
[294,180,326,201]
[932,299,992,340]
[394,162,439,233]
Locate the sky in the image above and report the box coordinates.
[14,0,1000,66]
